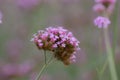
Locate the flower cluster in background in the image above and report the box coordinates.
[93,0,116,28]
[16,0,41,10]
[31,26,80,65]
[93,0,116,15]
[94,16,111,28]
[0,39,36,80]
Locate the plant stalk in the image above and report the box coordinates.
[103,28,118,80]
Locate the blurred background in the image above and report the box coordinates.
[0,0,120,80]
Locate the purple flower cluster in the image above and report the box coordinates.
[94,16,111,28]
[93,0,116,14]
[93,0,116,28]
[16,0,41,10]
[0,39,36,80]
[95,0,116,5]
[31,26,80,65]
[0,61,34,80]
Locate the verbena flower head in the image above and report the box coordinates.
[94,16,111,28]
[95,0,116,8]
[31,26,80,65]
[93,3,106,13]
[17,0,40,9]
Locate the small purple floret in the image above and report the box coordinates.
[94,16,111,28]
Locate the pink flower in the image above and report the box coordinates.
[16,0,41,9]
[95,0,116,4]
[70,54,76,63]
[41,33,48,40]
[61,43,66,47]
[52,44,58,48]
[95,0,116,9]
[1,64,18,77]
[18,61,34,76]
[94,16,111,28]
[31,26,80,65]
[93,3,105,13]
[38,43,43,47]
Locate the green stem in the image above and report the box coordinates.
[35,59,53,80]
[35,64,47,80]
[96,68,101,80]
[44,50,47,64]
[112,2,119,54]
[100,60,108,75]
[35,52,53,80]
[96,59,108,80]
[103,28,118,80]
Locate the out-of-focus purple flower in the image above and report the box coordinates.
[18,61,35,76]
[6,39,23,60]
[1,64,18,77]
[94,16,111,28]
[95,0,116,4]
[95,0,116,8]
[93,3,105,13]
[93,0,116,15]
[31,26,80,65]
[93,0,116,28]
[16,0,41,9]
[0,11,3,24]
[106,4,115,14]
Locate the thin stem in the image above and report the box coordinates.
[103,28,118,80]
[96,68,101,80]
[35,59,53,80]
[100,60,108,75]
[35,64,47,80]
[35,53,54,80]
[44,50,47,64]
[112,1,119,54]
[96,59,108,80]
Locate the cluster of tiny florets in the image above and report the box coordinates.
[93,0,116,28]
[93,0,116,13]
[95,0,116,6]
[31,26,80,65]
[94,16,111,28]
